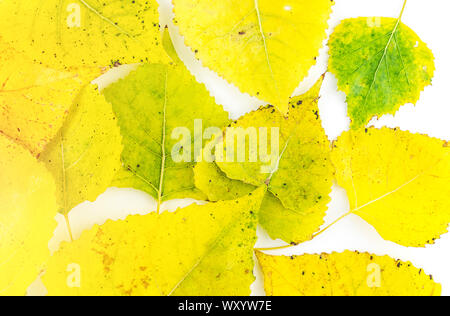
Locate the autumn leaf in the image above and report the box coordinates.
[0,38,86,156]
[43,189,265,296]
[0,134,58,296]
[173,0,334,114]
[0,0,169,70]
[216,79,333,212]
[195,156,256,202]
[195,79,334,244]
[39,85,122,225]
[330,127,450,247]
[257,251,441,296]
[328,9,435,128]
[103,59,230,211]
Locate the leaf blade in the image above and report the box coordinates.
[329,18,435,128]
[173,0,334,113]
[43,190,265,296]
[0,135,58,295]
[39,85,123,215]
[331,127,450,247]
[257,251,441,296]
[0,38,85,156]
[0,0,169,70]
[103,62,230,205]
[194,79,334,244]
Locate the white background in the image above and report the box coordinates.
[30,0,450,295]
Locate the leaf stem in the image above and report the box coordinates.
[255,244,297,252]
[64,214,74,242]
[399,0,408,22]
[255,213,351,252]
[60,131,74,243]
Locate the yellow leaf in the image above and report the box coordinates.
[0,38,84,156]
[43,189,264,296]
[216,79,333,212]
[39,85,123,217]
[331,127,450,247]
[0,0,169,70]
[173,0,334,113]
[0,134,58,296]
[257,251,441,296]
[195,78,334,244]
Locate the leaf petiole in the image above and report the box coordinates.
[64,213,74,242]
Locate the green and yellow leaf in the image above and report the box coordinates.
[329,17,435,128]
[43,189,264,296]
[173,0,334,114]
[39,85,123,216]
[195,79,334,244]
[0,0,169,70]
[0,134,58,296]
[103,61,230,210]
[257,251,441,296]
[331,127,450,247]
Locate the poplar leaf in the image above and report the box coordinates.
[195,160,321,244]
[195,79,334,244]
[43,189,264,296]
[0,0,169,70]
[195,157,256,202]
[331,127,450,247]
[257,251,441,296]
[39,85,123,215]
[216,79,333,211]
[0,134,58,296]
[0,38,84,156]
[103,62,230,210]
[173,0,334,114]
[329,17,435,128]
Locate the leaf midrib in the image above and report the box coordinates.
[167,208,246,296]
[156,69,169,212]
[344,154,446,222]
[361,1,408,109]
[254,0,281,104]
[78,0,135,38]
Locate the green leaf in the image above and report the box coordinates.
[0,0,169,70]
[39,85,123,218]
[103,62,230,211]
[329,14,435,128]
[173,0,334,114]
[43,189,265,296]
[195,155,256,202]
[195,79,334,244]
